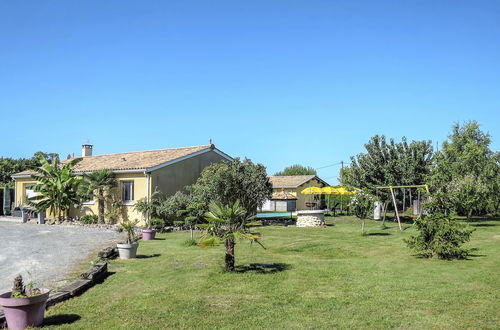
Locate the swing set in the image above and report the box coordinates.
[375,184,429,231]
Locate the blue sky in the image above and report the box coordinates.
[1,0,499,183]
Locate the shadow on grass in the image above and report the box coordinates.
[136,254,161,259]
[367,232,392,236]
[42,314,80,326]
[234,263,291,274]
[470,223,498,227]
[153,238,166,240]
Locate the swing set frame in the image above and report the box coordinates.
[375,184,429,231]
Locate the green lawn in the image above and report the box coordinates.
[42,216,499,329]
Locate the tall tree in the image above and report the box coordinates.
[274,164,317,176]
[29,155,82,220]
[79,169,117,224]
[191,158,272,217]
[428,121,499,218]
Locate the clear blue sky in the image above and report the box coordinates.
[1,0,499,183]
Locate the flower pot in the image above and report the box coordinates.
[117,242,139,259]
[21,210,28,223]
[37,212,46,225]
[0,289,49,330]
[142,229,156,240]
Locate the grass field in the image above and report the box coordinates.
[41,216,500,329]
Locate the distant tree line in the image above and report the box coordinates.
[0,152,58,187]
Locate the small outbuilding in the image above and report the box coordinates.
[260,175,329,212]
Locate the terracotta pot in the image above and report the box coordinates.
[142,229,156,240]
[0,289,49,330]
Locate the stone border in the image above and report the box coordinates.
[0,245,117,328]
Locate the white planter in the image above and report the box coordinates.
[296,210,325,227]
[117,242,139,259]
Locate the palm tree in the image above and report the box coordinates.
[80,169,117,224]
[29,155,82,221]
[200,200,263,272]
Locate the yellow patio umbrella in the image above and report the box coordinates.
[300,186,323,194]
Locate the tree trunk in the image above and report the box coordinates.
[225,238,235,272]
[98,191,105,224]
[361,218,365,233]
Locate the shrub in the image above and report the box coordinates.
[404,214,475,260]
[151,218,166,232]
[80,214,98,224]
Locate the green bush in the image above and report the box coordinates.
[151,218,166,232]
[404,214,475,260]
[80,214,98,224]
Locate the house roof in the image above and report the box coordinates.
[12,144,231,178]
[268,175,329,189]
[271,190,297,200]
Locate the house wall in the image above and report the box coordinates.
[150,150,227,197]
[14,173,148,224]
[260,178,327,212]
[295,178,327,210]
[70,172,148,223]
[14,177,38,207]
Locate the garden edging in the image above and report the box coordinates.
[0,251,113,328]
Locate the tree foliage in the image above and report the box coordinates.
[404,214,475,259]
[28,155,82,220]
[275,164,317,176]
[428,121,499,218]
[191,158,272,218]
[344,135,433,200]
[0,152,58,187]
[349,191,378,233]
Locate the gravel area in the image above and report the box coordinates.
[0,217,122,293]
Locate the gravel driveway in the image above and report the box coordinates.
[0,218,121,293]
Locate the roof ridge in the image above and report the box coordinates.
[71,144,211,159]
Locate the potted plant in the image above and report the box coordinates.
[117,220,139,259]
[0,275,49,330]
[134,197,156,240]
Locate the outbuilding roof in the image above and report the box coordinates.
[268,175,329,188]
[12,144,231,178]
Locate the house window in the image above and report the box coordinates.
[121,181,134,203]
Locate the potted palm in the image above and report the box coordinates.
[134,197,156,240]
[0,275,49,330]
[117,220,139,259]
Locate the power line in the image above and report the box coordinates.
[315,161,342,170]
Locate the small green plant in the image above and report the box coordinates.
[80,214,98,224]
[121,220,138,244]
[404,214,475,259]
[349,191,378,234]
[182,238,198,247]
[10,275,42,298]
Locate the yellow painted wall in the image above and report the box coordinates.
[70,172,148,224]
[150,150,227,197]
[14,177,38,207]
[15,173,148,224]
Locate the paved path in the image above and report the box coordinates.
[0,217,121,293]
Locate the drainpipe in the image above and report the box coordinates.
[145,172,151,225]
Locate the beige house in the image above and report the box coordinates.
[12,144,231,223]
[260,175,329,212]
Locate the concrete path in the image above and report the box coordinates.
[0,217,121,293]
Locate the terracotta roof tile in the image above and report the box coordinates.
[12,145,214,177]
[269,175,329,188]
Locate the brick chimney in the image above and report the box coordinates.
[82,144,93,157]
